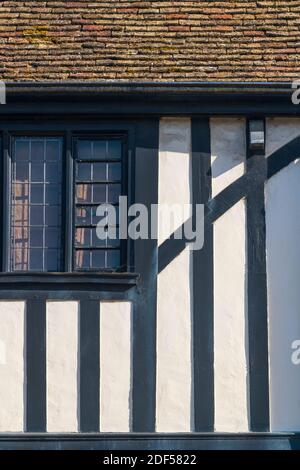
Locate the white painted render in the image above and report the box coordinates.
[157,117,192,242]
[213,201,248,432]
[1,118,300,434]
[265,118,300,431]
[211,118,249,432]
[266,159,300,431]
[156,118,192,432]
[266,117,300,157]
[0,302,24,432]
[100,302,131,432]
[211,117,245,196]
[46,301,78,432]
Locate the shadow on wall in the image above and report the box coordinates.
[210,117,246,179]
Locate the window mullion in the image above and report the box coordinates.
[3,131,11,272]
[64,131,74,272]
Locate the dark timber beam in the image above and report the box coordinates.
[0,81,299,116]
[191,118,214,432]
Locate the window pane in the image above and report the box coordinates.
[31,184,44,203]
[75,250,90,269]
[77,163,91,181]
[31,140,44,161]
[15,140,30,161]
[74,137,123,271]
[91,233,107,247]
[31,163,44,182]
[76,249,121,270]
[10,137,63,272]
[45,206,60,226]
[93,141,106,160]
[91,205,119,225]
[108,184,121,203]
[92,184,106,203]
[12,205,29,226]
[46,163,60,182]
[91,205,103,225]
[76,184,92,203]
[12,183,29,203]
[92,163,106,180]
[108,163,121,181]
[29,249,44,271]
[30,205,44,225]
[91,250,106,269]
[15,163,29,182]
[92,228,120,248]
[30,227,43,247]
[46,140,60,161]
[45,228,60,248]
[13,248,29,270]
[13,228,29,248]
[45,250,61,271]
[45,185,60,204]
[106,250,121,269]
[107,140,122,159]
[77,139,122,161]
[77,140,92,160]
[75,227,91,247]
[76,206,91,225]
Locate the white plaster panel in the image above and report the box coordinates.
[211,117,248,432]
[266,160,300,431]
[211,117,245,197]
[100,302,132,432]
[46,301,78,432]
[213,201,248,432]
[0,302,24,432]
[156,248,192,432]
[266,118,300,157]
[156,117,192,432]
[158,117,191,243]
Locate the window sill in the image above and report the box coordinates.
[0,272,139,291]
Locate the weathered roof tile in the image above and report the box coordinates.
[0,0,299,81]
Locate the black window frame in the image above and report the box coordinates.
[9,134,65,273]
[0,124,134,275]
[72,133,128,273]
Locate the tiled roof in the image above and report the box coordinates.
[1,1,300,82]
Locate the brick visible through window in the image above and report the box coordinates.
[74,138,122,271]
[10,137,63,272]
